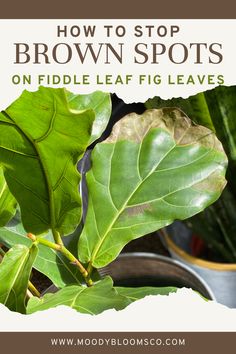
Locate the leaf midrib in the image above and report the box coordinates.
[88,140,177,265]
[88,133,219,265]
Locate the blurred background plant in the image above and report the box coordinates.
[145,86,236,263]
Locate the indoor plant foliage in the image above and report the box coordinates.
[146,85,236,262]
[145,86,236,308]
[0,87,227,315]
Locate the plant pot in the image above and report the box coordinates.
[99,252,215,300]
[163,222,236,308]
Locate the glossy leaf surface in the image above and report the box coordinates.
[27,276,130,315]
[78,108,227,267]
[0,170,17,227]
[0,244,37,313]
[0,87,111,236]
[146,86,236,260]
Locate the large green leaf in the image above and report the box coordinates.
[146,86,236,192]
[0,87,111,236]
[27,276,130,315]
[115,286,177,302]
[78,108,227,268]
[0,214,83,287]
[0,244,38,313]
[146,86,236,259]
[0,169,17,227]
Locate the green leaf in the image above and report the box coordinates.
[0,169,17,227]
[0,214,83,287]
[204,86,236,162]
[146,86,236,258]
[0,87,111,236]
[27,276,130,315]
[78,108,227,268]
[0,244,38,313]
[116,286,177,302]
[146,86,236,192]
[65,90,111,144]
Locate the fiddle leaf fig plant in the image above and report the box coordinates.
[0,87,227,315]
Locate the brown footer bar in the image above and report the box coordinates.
[0,332,235,354]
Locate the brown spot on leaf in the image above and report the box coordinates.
[103,108,226,155]
[124,203,152,217]
[194,170,227,193]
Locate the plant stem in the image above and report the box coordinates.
[28,233,62,251]
[52,230,63,245]
[85,263,94,288]
[27,233,93,287]
[87,262,93,276]
[28,281,41,298]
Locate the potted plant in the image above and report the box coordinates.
[146,85,236,308]
[0,86,227,315]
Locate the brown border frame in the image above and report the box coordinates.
[0,0,236,19]
[1,332,236,354]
